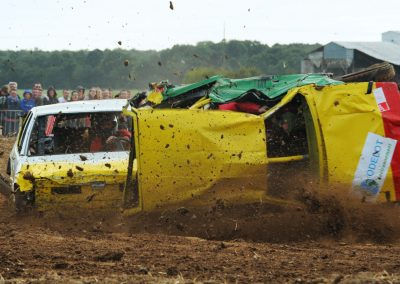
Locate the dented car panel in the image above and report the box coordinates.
[308,82,400,202]
[16,152,129,192]
[18,153,132,209]
[151,74,341,106]
[264,82,400,202]
[124,108,269,212]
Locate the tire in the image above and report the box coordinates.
[13,186,35,214]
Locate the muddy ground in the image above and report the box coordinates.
[2,137,400,283]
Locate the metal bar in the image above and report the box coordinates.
[0,110,23,136]
[267,155,308,164]
[189,98,211,109]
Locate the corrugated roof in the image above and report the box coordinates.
[333,41,400,65]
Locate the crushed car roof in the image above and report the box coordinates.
[30,99,128,116]
[161,74,342,104]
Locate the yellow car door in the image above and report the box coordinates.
[124,108,268,212]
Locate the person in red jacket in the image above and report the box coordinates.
[90,115,131,152]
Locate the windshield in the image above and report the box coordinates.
[28,111,131,156]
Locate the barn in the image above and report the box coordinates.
[301,31,400,82]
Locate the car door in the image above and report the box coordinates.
[125,108,268,213]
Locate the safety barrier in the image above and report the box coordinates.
[0,110,23,136]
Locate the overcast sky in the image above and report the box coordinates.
[2,0,399,51]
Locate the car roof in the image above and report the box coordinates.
[30,99,128,116]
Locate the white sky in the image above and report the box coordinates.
[1,0,399,51]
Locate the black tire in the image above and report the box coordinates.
[13,187,35,214]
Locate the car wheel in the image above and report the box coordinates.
[13,186,35,214]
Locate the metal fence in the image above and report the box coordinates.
[0,110,23,136]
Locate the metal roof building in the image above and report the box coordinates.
[301,31,400,81]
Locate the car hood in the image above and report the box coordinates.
[15,152,133,192]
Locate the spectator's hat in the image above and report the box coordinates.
[23,89,32,96]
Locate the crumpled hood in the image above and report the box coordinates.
[16,155,134,192]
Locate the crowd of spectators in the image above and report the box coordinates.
[0,81,132,114]
[0,81,132,135]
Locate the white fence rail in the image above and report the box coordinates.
[0,110,23,136]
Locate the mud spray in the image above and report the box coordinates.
[123,181,400,244]
[9,174,399,244]
[2,134,400,244]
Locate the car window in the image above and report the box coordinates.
[265,95,308,158]
[28,111,131,156]
[17,112,33,153]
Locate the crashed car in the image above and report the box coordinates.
[6,99,131,211]
[122,79,400,214]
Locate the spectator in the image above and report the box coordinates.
[77,86,85,100]
[0,85,9,134]
[70,90,79,101]
[20,90,35,114]
[4,89,21,135]
[102,88,110,99]
[7,89,20,109]
[33,83,49,106]
[58,89,70,103]
[95,87,102,100]
[88,87,97,100]
[8,81,18,93]
[127,90,132,99]
[119,90,128,99]
[0,85,9,110]
[46,86,59,104]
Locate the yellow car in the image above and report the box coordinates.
[122,81,400,214]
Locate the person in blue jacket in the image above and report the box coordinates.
[20,89,35,115]
[4,89,21,135]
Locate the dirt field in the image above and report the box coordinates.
[2,137,400,283]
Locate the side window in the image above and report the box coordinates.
[266,96,308,158]
[17,112,33,153]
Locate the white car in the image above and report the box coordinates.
[7,99,131,211]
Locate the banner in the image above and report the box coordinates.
[352,132,396,197]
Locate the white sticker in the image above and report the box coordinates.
[352,132,396,197]
[373,87,390,112]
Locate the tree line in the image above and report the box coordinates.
[0,40,320,89]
